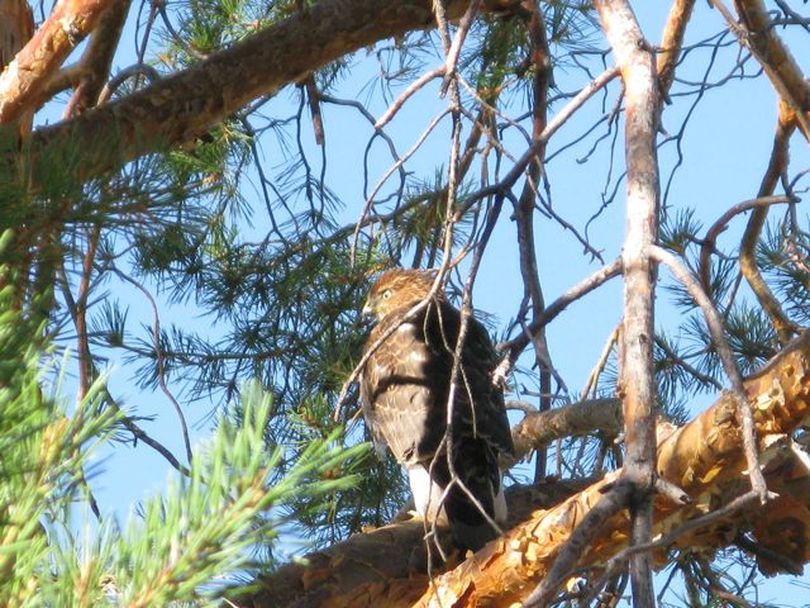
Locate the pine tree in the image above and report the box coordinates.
[1,1,808,606]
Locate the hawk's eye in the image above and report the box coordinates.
[382,289,392,300]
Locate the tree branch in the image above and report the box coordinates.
[0,0,116,123]
[243,332,810,607]
[25,0,495,189]
[508,398,623,466]
[594,1,662,603]
[731,0,810,139]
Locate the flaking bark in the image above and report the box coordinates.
[244,332,810,608]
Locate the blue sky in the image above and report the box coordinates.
[37,1,810,604]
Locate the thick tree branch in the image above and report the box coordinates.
[246,332,810,607]
[731,0,810,139]
[0,0,116,123]
[25,0,503,188]
[508,398,623,465]
[657,0,696,96]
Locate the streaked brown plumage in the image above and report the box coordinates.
[359,269,513,551]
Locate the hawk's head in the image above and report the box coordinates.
[362,269,441,321]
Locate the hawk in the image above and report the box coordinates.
[359,269,513,552]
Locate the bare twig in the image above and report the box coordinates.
[350,109,451,265]
[651,245,769,502]
[375,67,445,129]
[495,258,623,385]
[457,67,620,218]
[698,194,795,294]
[582,324,621,399]
[114,270,194,465]
[439,0,480,95]
[97,63,161,105]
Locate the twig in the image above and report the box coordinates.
[439,0,481,96]
[114,270,194,465]
[495,258,623,385]
[456,67,620,217]
[698,195,794,296]
[350,109,450,265]
[582,324,621,399]
[57,267,189,477]
[654,335,723,391]
[303,75,325,146]
[610,489,771,568]
[105,390,190,477]
[97,63,161,105]
[651,245,769,502]
[375,67,445,129]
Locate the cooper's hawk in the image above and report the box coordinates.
[359,269,513,552]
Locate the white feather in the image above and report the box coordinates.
[493,476,507,523]
[407,466,447,523]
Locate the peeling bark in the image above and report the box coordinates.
[0,0,34,140]
[244,332,810,608]
[0,0,116,123]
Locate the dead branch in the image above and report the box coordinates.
[594,0,662,603]
[513,0,554,481]
[652,245,768,501]
[698,195,794,295]
[739,103,800,345]
[508,398,623,465]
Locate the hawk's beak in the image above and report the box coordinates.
[362,300,375,322]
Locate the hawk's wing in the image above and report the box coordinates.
[359,305,449,465]
[359,299,512,464]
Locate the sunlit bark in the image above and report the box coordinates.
[242,333,810,608]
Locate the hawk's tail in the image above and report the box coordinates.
[437,439,506,553]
